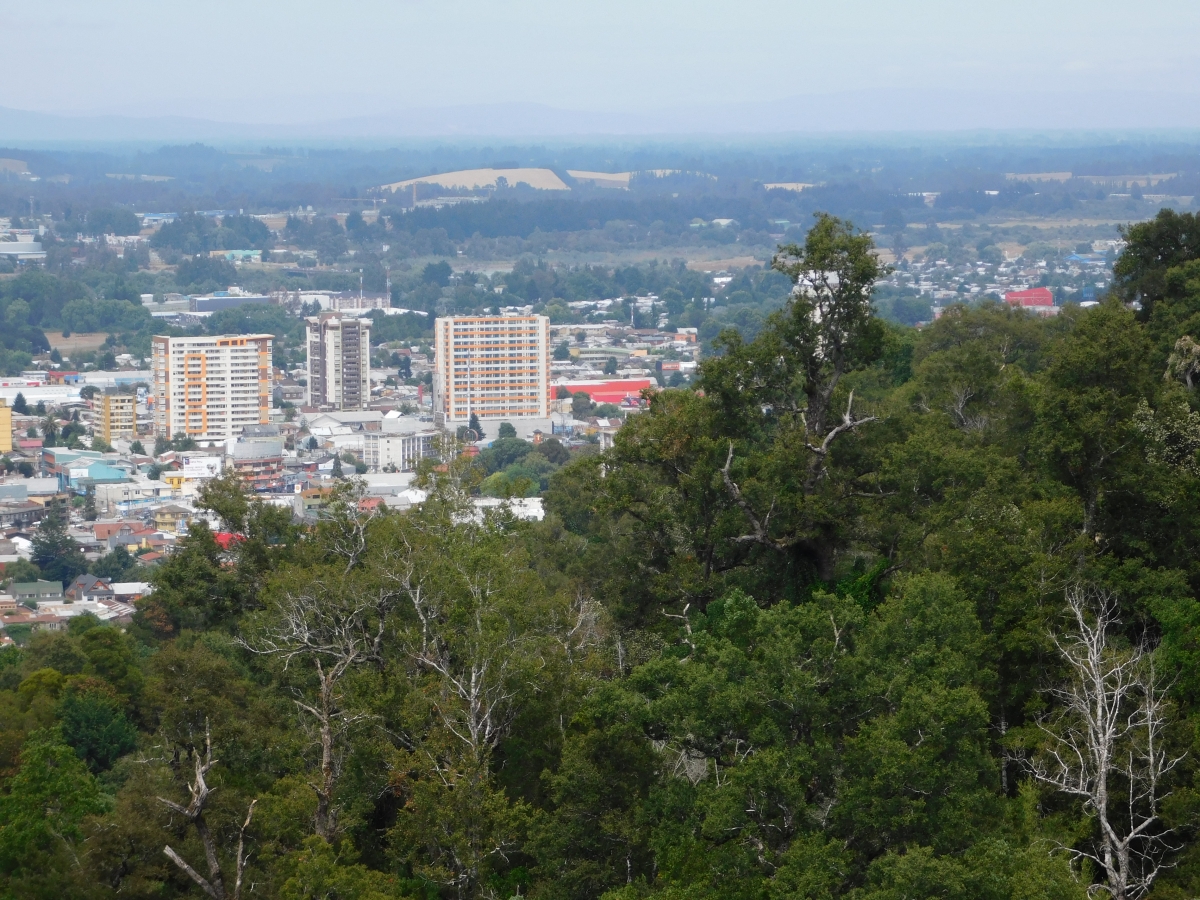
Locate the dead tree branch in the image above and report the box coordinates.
[1025,586,1184,900]
[239,579,395,840]
[721,392,876,550]
[159,722,257,900]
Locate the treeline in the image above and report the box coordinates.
[6,138,1200,223]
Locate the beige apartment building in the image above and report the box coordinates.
[433,315,550,426]
[152,334,273,442]
[97,393,135,443]
[0,399,11,454]
[305,313,370,410]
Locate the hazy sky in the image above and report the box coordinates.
[2,0,1198,124]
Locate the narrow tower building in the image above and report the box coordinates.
[305,313,371,411]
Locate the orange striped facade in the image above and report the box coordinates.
[153,334,273,442]
[433,316,550,424]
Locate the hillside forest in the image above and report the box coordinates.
[6,212,1200,900]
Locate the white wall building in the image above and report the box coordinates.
[363,431,439,472]
[152,334,273,442]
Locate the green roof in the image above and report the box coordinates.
[11,580,63,594]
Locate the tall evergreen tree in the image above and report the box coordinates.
[31,500,87,586]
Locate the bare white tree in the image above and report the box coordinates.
[391,554,528,761]
[381,517,609,900]
[240,577,395,840]
[158,722,256,900]
[1027,586,1184,900]
[322,479,382,575]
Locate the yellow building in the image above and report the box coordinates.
[152,504,192,534]
[97,393,136,444]
[0,399,11,454]
[160,472,185,491]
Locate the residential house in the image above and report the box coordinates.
[152,504,192,534]
[66,574,114,603]
[273,378,305,405]
[11,580,64,604]
[296,486,334,520]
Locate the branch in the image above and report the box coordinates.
[804,391,878,458]
[721,443,795,552]
[163,845,221,900]
[233,800,257,900]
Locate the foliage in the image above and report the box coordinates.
[31,500,88,585]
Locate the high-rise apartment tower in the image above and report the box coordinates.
[152,334,273,442]
[433,315,550,426]
[305,313,371,410]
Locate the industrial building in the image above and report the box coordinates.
[433,315,550,426]
[305,313,371,411]
[188,289,272,313]
[151,334,273,442]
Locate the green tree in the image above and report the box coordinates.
[571,392,594,420]
[0,730,107,890]
[277,837,401,900]
[1035,300,1153,534]
[92,546,135,580]
[57,681,138,772]
[30,500,86,585]
[1113,208,1200,319]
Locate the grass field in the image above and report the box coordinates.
[46,332,112,355]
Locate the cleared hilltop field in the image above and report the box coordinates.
[378,168,650,192]
[378,167,569,192]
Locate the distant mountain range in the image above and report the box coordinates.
[3,90,1200,144]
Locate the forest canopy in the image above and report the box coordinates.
[7,213,1200,900]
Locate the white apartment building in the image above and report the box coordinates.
[305,313,371,410]
[433,315,550,426]
[363,431,439,472]
[152,334,272,443]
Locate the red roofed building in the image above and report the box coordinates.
[213,532,244,551]
[558,379,655,405]
[1004,288,1058,316]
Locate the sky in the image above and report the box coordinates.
[2,0,1199,131]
